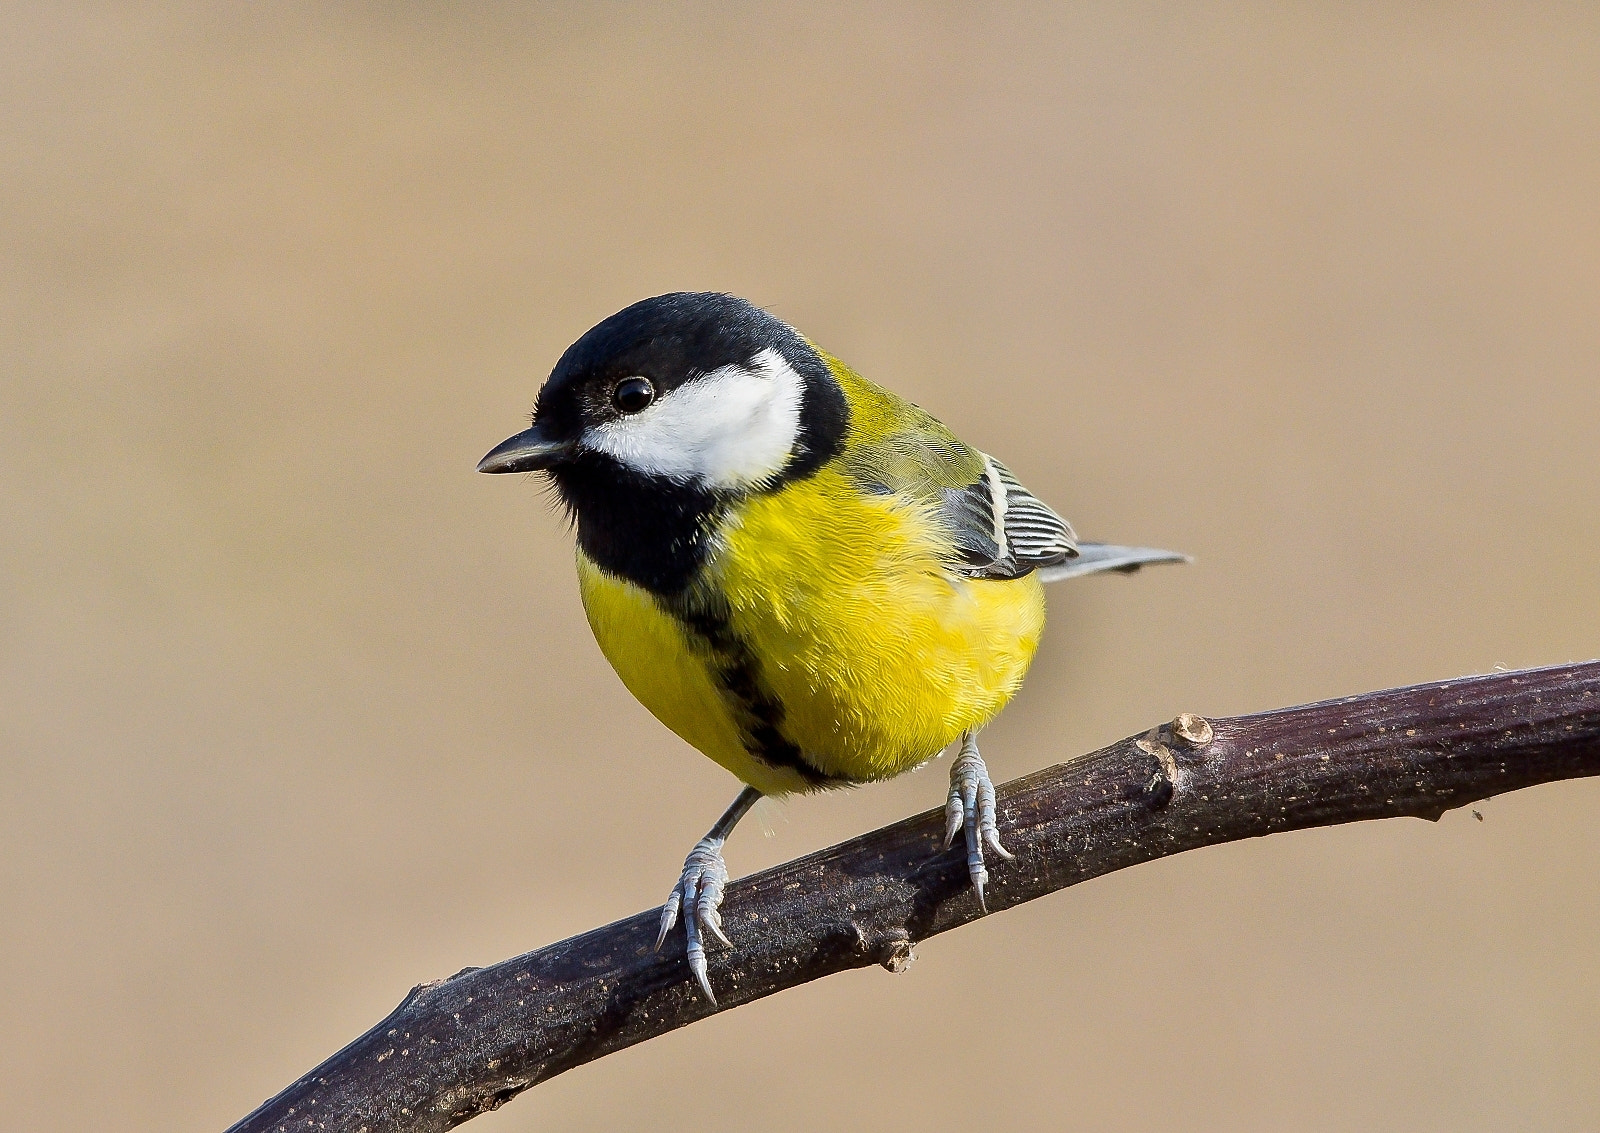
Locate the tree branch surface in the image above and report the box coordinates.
[229,661,1600,1133]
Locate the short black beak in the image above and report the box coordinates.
[476,422,578,474]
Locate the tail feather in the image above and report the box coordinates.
[1035,542,1190,583]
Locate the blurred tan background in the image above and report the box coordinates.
[4,4,1599,1130]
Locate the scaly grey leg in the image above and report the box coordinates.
[655,785,762,1006]
[943,730,1013,911]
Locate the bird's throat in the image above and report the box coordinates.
[552,454,725,594]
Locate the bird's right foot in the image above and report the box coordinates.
[651,786,761,1006]
[656,835,733,1006]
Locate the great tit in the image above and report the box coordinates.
[479,292,1185,1003]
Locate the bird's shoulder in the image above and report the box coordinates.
[819,353,983,489]
[816,354,1078,579]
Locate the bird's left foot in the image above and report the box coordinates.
[944,730,1014,911]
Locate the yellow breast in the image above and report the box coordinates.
[577,468,1044,795]
[714,468,1044,780]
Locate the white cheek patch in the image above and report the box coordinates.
[584,347,805,488]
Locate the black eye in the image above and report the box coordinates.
[612,377,655,414]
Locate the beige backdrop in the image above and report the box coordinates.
[4,5,1599,1131]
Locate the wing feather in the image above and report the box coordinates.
[824,357,1080,580]
[944,455,1078,579]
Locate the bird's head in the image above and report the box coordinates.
[478,293,848,506]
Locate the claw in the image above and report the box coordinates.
[977,774,1014,861]
[655,892,682,951]
[689,950,716,1007]
[946,732,1011,911]
[703,906,732,949]
[684,902,712,1006]
[943,785,964,850]
[983,825,1014,862]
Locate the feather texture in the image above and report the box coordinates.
[819,352,1078,580]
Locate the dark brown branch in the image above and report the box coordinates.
[227,661,1600,1133]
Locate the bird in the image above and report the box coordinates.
[478,292,1185,1004]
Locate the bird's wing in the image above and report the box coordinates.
[933,453,1080,579]
[824,358,1185,581]
[836,390,1079,580]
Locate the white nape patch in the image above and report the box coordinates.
[583,347,805,488]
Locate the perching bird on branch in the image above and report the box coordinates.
[478,292,1185,1003]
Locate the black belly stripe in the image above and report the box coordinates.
[668,593,839,789]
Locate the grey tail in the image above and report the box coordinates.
[1034,542,1190,583]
